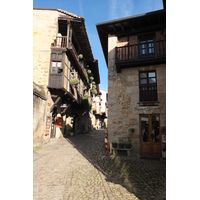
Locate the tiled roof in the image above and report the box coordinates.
[56,8,82,19]
[33,8,83,19]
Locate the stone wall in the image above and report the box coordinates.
[107,34,166,154]
[33,9,59,143]
[33,9,59,86]
[33,83,48,146]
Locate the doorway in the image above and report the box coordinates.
[140,114,161,157]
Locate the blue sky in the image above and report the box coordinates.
[33,0,164,91]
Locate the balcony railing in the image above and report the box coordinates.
[51,36,67,49]
[70,42,88,79]
[115,40,166,68]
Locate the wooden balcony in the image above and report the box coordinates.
[51,36,88,84]
[48,74,80,104]
[115,40,166,72]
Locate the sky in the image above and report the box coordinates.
[33,0,163,91]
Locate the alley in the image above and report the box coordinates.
[33,130,166,200]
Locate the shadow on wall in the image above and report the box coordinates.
[65,130,166,199]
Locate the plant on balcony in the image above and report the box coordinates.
[92,81,96,85]
[92,85,96,90]
[83,93,89,99]
[90,76,94,81]
[70,78,79,85]
[83,95,92,111]
[92,89,97,95]
[78,54,83,60]
[87,70,91,74]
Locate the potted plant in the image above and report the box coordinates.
[78,54,83,60]
[70,78,79,86]
[124,140,132,149]
[92,89,97,95]
[112,141,117,148]
[118,138,124,148]
[90,76,94,81]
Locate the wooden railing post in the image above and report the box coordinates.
[154,41,157,58]
[115,47,118,62]
[134,44,136,60]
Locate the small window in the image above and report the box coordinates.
[51,61,62,73]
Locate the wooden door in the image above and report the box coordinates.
[140,114,161,157]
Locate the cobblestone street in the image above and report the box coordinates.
[33,130,166,200]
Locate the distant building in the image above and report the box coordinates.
[33,8,100,146]
[91,89,108,129]
[97,6,166,157]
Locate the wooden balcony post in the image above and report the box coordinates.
[115,47,118,62]
[134,44,136,60]
[154,41,157,58]
[66,20,70,49]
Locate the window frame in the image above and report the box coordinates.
[139,70,158,104]
[50,61,63,74]
[50,51,63,74]
[138,34,155,58]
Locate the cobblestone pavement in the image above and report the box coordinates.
[33,130,166,200]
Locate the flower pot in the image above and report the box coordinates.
[124,143,132,149]
[112,142,117,148]
[118,143,124,148]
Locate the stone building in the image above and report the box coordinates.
[33,8,100,146]
[96,8,166,157]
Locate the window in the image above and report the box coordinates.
[139,71,158,103]
[139,35,155,58]
[50,51,63,74]
[51,61,62,73]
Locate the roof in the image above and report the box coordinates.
[96,9,166,65]
[33,8,82,19]
[33,8,94,61]
[34,8,100,84]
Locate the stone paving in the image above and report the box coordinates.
[33,129,166,200]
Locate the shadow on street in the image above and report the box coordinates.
[65,129,166,199]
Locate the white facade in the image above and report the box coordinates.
[91,89,108,129]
